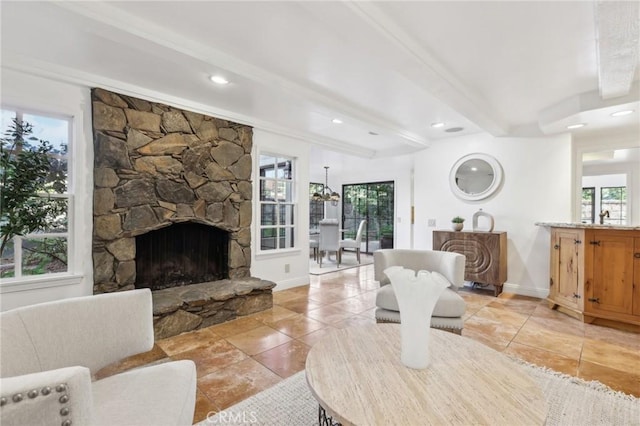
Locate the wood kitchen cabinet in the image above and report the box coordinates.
[544,225,640,327]
[584,230,639,325]
[433,230,507,296]
[547,228,585,315]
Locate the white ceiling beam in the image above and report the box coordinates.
[594,0,640,99]
[345,1,510,136]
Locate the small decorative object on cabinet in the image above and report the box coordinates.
[433,230,507,296]
[451,216,465,232]
[472,209,495,232]
[541,224,640,328]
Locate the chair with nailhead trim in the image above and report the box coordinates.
[0,289,196,426]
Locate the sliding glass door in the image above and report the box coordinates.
[342,181,394,253]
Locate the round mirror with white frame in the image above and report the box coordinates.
[450,153,503,201]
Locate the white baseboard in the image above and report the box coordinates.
[502,282,549,299]
[272,276,309,292]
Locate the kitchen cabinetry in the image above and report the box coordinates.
[544,225,640,327]
[584,230,639,325]
[433,231,507,296]
[548,228,584,315]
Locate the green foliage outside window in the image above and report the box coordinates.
[0,118,68,277]
[600,186,626,224]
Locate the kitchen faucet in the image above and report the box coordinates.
[599,210,610,224]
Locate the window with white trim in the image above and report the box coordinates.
[1,108,72,280]
[258,154,295,251]
[600,186,626,225]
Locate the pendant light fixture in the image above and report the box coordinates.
[312,166,340,206]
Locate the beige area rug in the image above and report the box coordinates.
[309,254,373,275]
[197,360,638,425]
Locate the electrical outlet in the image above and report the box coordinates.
[284,264,290,273]
[428,218,436,227]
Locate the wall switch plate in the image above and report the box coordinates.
[284,264,290,273]
[428,219,436,227]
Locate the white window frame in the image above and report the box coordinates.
[257,153,297,253]
[0,107,75,284]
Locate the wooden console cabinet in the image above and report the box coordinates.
[433,230,507,296]
[546,226,640,327]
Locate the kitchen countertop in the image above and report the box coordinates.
[535,222,640,231]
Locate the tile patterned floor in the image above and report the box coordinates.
[100,262,640,424]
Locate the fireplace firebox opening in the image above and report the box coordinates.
[135,222,229,291]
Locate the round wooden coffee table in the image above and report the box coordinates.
[305,324,547,425]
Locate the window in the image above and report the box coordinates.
[581,187,595,223]
[600,186,626,224]
[1,108,72,280]
[258,154,295,251]
[309,182,325,230]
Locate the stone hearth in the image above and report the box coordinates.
[91,88,274,338]
[153,277,275,340]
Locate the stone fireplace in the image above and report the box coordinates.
[91,88,274,338]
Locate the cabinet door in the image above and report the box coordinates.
[588,233,634,316]
[633,238,640,316]
[551,229,582,309]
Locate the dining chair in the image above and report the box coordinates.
[309,238,319,260]
[318,219,340,267]
[340,219,367,263]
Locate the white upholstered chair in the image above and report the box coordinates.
[374,249,467,334]
[309,237,319,260]
[318,219,340,267]
[340,219,366,263]
[0,289,197,426]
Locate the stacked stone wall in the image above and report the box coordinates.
[91,88,253,294]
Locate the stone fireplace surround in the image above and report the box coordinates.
[91,88,274,339]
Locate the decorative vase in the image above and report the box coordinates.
[452,222,463,231]
[385,266,450,369]
[472,208,494,232]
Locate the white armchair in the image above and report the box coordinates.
[374,249,467,334]
[0,289,196,426]
[340,219,366,263]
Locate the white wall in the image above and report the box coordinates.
[412,132,572,298]
[0,69,94,311]
[251,129,312,291]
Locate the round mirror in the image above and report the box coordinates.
[449,153,503,201]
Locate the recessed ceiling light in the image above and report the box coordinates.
[431,122,445,128]
[445,127,464,133]
[611,110,634,117]
[567,123,586,129]
[209,75,229,85]
[332,118,343,124]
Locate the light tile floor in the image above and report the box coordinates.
[99,261,640,424]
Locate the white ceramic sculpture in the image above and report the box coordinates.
[472,208,495,232]
[384,266,450,369]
